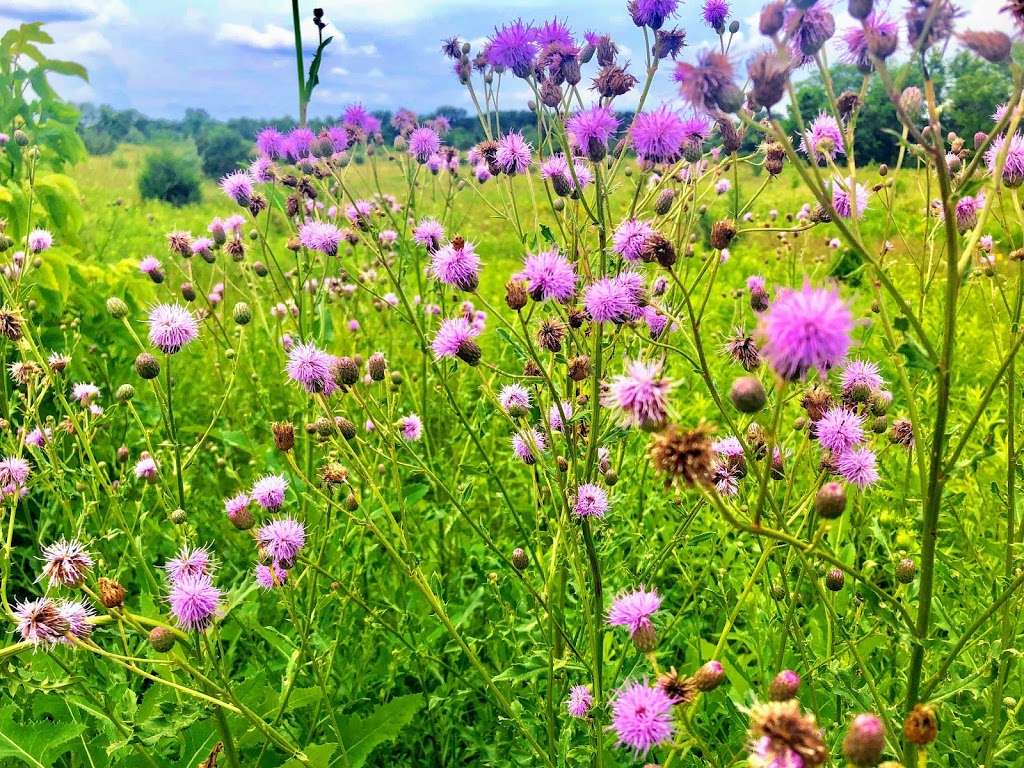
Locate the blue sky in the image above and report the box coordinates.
[0,0,999,121]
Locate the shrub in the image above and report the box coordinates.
[137,146,201,206]
[196,125,250,179]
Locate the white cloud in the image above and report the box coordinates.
[367,67,384,78]
[61,30,112,57]
[216,20,378,57]
[330,66,350,76]
[0,0,126,24]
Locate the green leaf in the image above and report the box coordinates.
[539,223,557,246]
[303,35,334,103]
[282,742,337,768]
[897,340,933,371]
[41,59,88,80]
[32,173,83,237]
[337,694,423,768]
[0,704,86,767]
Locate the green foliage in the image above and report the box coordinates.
[195,124,250,179]
[944,51,1014,139]
[0,704,86,767]
[137,145,202,206]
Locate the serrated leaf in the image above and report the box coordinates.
[283,742,337,768]
[0,704,86,767]
[336,694,423,768]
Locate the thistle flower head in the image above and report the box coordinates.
[799,112,845,163]
[629,0,680,30]
[584,273,646,324]
[496,131,532,175]
[251,474,288,510]
[986,132,1024,187]
[574,482,609,519]
[255,562,288,590]
[257,518,306,566]
[286,342,339,395]
[147,304,198,354]
[168,573,220,631]
[673,51,736,112]
[608,586,661,634]
[408,127,441,162]
[610,681,675,755]
[831,176,869,219]
[431,239,481,291]
[515,249,577,303]
[630,106,688,163]
[40,539,93,588]
[758,282,853,380]
[219,171,253,206]
[836,447,879,487]
[164,546,213,583]
[14,596,69,645]
[567,684,594,717]
[747,700,828,768]
[486,20,538,77]
[604,359,673,430]
[613,219,656,262]
[511,428,546,464]
[498,384,532,416]
[703,0,730,28]
[299,221,343,256]
[413,218,445,252]
[400,413,423,441]
[566,106,620,158]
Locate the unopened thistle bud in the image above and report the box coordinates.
[694,660,725,691]
[253,261,269,277]
[959,30,1013,64]
[134,352,160,380]
[604,469,618,486]
[710,219,736,250]
[730,376,767,413]
[814,481,847,519]
[843,714,885,766]
[148,626,176,652]
[825,567,845,591]
[367,352,387,380]
[456,338,482,366]
[655,188,675,215]
[232,302,251,325]
[903,704,937,746]
[116,384,135,403]
[344,492,359,511]
[169,508,187,525]
[759,1,786,35]
[106,296,129,319]
[505,279,529,310]
[896,556,917,584]
[180,282,197,302]
[631,623,658,653]
[511,547,529,570]
[769,669,802,701]
[98,577,126,608]
[272,421,295,452]
[335,356,360,386]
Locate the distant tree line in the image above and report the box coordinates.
[80,49,1010,180]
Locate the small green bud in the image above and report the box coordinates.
[106,297,129,319]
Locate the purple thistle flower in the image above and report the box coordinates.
[566,106,620,159]
[816,407,865,454]
[486,20,538,77]
[250,156,274,182]
[14,596,69,645]
[400,413,424,441]
[954,193,984,233]
[511,428,546,464]
[630,106,688,163]
[567,684,594,718]
[256,127,286,159]
[758,282,853,380]
[147,304,198,354]
[72,382,100,405]
[474,163,492,183]
[431,240,481,291]
[345,199,376,229]
[344,103,380,135]
[219,171,253,206]
[299,221,342,256]
[837,447,879,487]
[285,127,315,160]
[168,573,220,631]
[413,218,445,252]
[613,219,655,262]
[431,318,481,362]
[257,518,306,566]
[39,539,93,588]
[629,0,680,30]
[191,237,214,258]
[604,360,673,430]
[0,455,30,496]
[799,112,845,163]
[831,176,869,219]
[58,599,94,642]
[611,681,675,755]
[496,132,532,175]
[25,426,49,448]
[139,255,161,276]
[643,306,671,340]
[842,14,899,70]
[255,563,288,590]
[986,132,1024,187]
[516,249,577,303]
[286,342,339,395]
[164,546,213,584]
[27,229,53,253]
[252,474,288,510]
[608,586,661,634]
[703,0,730,29]
[841,360,884,394]
[408,127,442,163]
[134,454,158,481]
[574,482,609,518]
[786,4,835,61]
[673,50,735,112]
[499,384,532,416]
[584,273,646,324]
[224,492,250,521]
[549,400,574,431]
[535,17,574,47]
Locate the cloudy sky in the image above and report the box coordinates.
[0,0,1003,121]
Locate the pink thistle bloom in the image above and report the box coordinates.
[168,573,221,631]
[138,255,162,275]
[382,292,399,307]
[255,562,288,590]
[603,360,673,430]
[256,126,286,158]
[431,240,481,291]
[516,249,577,303]
[511,428,546,464]
[164,546,213,583]
[285,342,339,395]
[413,218,445,252]
[985,132,1024,187]
[148,304,198,354]
[252,474,288,510]
[474,163,492,183]
[72,382,100,405]
[716,178,731,195]
[379,229,397,245]
[298,221,342,256]
[25,427,50,448]
[549,400,574,431]
[630,0,680,29]
[496,131,532,175]
[27,228,53,253]
[0,455,30,495]
[499,384,532,416]
[841,360,884,394]
[954,193,983,233]
[643,306,671,340]
[837,447,879,487]
[408,127,441,162]
[611,681,675,755]
[57,599,94,643]
[39,538,93,588]
[400,413,424,441]
[799,112,845,164]
[134,454,159,481]
[219,171,253,206]
[630,106,687,163]
[831,176,869,219]
[608,587,661,634]
[486,19,538,76]
[285,127,315,160]
[257,518,306,566]
[14,596,69,646]
[758,282,853,380]
[566,106,620,157]
[567,684,594,718]
[191,237,215,258]
[815,407,865,454]
[431,317,481,362]
[613,219,655,262]
[224,492,250,521]
[574,483,609,519]
[249,156,274,182]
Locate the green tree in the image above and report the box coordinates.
[944,50,1013,140]
[138,146,202,206]
[196,124,250,178]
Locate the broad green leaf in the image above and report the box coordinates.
[32,173,83,236]
[282,742,337,768]
[41,59,88,80]
[0,704,86,767]
[337,694,423,768]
